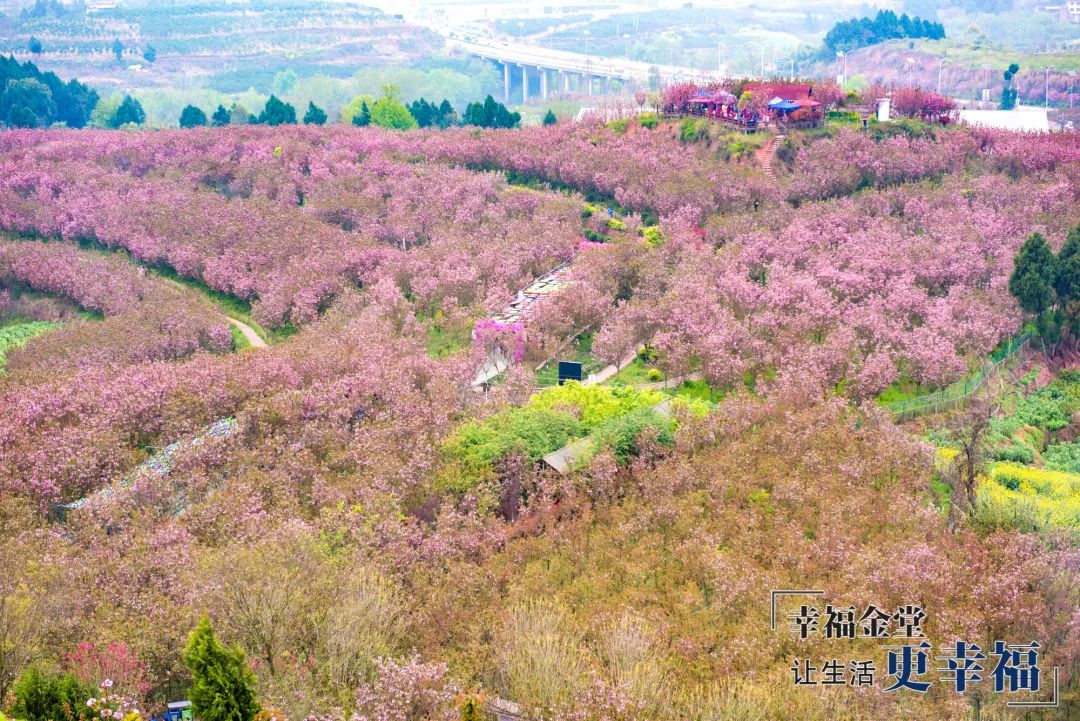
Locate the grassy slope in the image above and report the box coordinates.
[0,319,59,372]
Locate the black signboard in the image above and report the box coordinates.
[558,361,584,385]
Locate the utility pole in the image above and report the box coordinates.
[749,42,766,79]
[584,29,591,77]
[937,56,949,94]
[1045,65,1054,110]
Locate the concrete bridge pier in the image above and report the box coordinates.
[503,62,511,104]
[540,69,548,100]
[561,71,569,96]
[520,64,528,104]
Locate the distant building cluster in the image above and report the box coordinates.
[1042,1,1080,22]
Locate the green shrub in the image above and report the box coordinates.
[678,117,710,143]
[607,117,629,134]
[868,118,935,141]
[592,408,674,463]
[992,443,1036,465]
[638,112,659,129]
[526,383,663,431]
[646,368,664,382]
[607,218,626,231]
[11,666,96,721]
[1014,383,1077,432]
[444,408,582,471]
[183,616,259,721]
[1044,441,1080,473]
[721,138,754,162]
[671,396,712,418]
[0,320,58,372]
[640,226,664,247]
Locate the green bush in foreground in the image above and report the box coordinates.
[444,408,583,472]
[183,617,259,721]
[525,381,664,430]
[440,383,678,491]
[10,666,96,721]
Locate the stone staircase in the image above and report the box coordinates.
[762,133,785,180]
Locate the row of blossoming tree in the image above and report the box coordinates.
[2,119,1080,721]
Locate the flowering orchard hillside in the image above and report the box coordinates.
[2,119,1080,721]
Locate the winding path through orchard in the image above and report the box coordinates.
[224,316,267,349]
[158,275,267,350]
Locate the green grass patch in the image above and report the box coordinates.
[877,377,932,405]
[229,323,252,352]
[604,357,655,387]
[671,379,718,403]
[0,319,60,372]
[424,311,474,359]
[930,475,952,516]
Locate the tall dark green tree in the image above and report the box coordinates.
[351,100,371,127]
[463,95,520,129]
[55,77,98,128]
[111,38,124,63]
[1055,225,1080,338]
[258,94,296,126]
[211,104,230,127]
[542,109,557,126]
[0,77,55,127]
[1010,232,1061,348]
[408,97,457,128]
[112,94,145,126]
[823,9,944,54]
[409,97,435,127]
[183,617,259,721]
[302,101,327,125]
[1009,233,1057,315]
[142,45,156,63]
[28,36,42,54]
[1001,63,1019,110]
[437,98,457,128]
[0,55,97,128]
[179,104,208,128]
